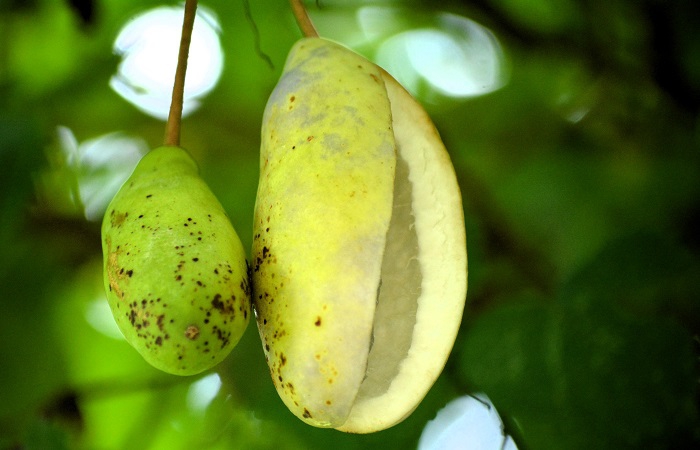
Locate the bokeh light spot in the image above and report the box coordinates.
[55,126,148,222]
[84,296,125,340]
[375,14,506,100]
[187,373,222,414]
[110,5,224,119]
[418,394,518,450]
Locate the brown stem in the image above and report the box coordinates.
[289,0,318,38]
[164,0,198,147]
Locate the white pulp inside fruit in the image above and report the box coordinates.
[336,70,466,434]
[356,148,422,399]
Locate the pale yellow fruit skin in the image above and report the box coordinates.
[102,146,250,376]
[252,38,396,427]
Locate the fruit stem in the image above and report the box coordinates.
[164,0,198,147]
[289,0,318,38]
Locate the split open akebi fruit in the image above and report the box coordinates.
[102,146,250,376]
[252,38,467,433]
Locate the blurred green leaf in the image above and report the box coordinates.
[460,288,699,449]
[491,0,583,34]
[563,231,700,328]
[23,418,73,450]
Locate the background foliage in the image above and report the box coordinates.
[1,0,699,448]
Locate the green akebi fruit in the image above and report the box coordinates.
[102,146,250,376]
[252,38,467,433]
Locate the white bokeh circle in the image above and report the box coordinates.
[110,6,224,120]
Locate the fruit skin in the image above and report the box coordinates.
[252,38,396,427]
[253,37,467,433]
[102,146,250,376]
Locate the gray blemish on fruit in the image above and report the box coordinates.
[320,133,348,155]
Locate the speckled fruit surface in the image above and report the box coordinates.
[102,146,250,376]
[252,38,467,433]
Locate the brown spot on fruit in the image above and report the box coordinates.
[211,294,224,311]
[185,325,200,340]
[111,210,128,227]
[314,317,322,326]
[106,239,122,295]
[303,408,312,419]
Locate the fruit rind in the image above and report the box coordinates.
[102,146,250,376]
[252,38,396,427]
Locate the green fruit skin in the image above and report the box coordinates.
[102,146,250,376]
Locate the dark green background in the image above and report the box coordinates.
[1,0,698,448]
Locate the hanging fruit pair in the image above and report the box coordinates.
[100,0,466,434]
[251,7,467,434]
